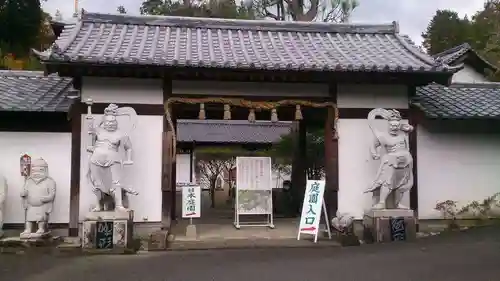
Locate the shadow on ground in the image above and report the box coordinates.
[2,225,500,281]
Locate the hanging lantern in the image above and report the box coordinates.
[223,104,231,120]
[295,105,303,120]
[248,108,256,123]
[271,108,278,122]
[198,103,206,120]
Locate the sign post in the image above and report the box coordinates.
[297,180,332,243]
[182,184,201,221]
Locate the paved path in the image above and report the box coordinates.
[2,225,500,281]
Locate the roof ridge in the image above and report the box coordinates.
[395,34,438,68]
[433,43,471,58]
[448,82,500,89]
[81,11,398,34]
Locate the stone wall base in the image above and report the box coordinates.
[363,209,416,243]
[82,211,134,251]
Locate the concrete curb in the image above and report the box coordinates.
[167,239,341,251]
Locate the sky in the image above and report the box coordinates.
[42,0,487,46]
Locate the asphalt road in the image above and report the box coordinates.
[2,225,500,281]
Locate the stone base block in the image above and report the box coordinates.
[148,230,170,251]
[363,209,416,243]
[84,210,133,221]
[337,234,361,247]
[82,210,134,251]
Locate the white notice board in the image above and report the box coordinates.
[182,185,201,218]
[234,157,274,229]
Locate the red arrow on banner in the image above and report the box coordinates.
[300,226,316,232]
[185,212,196,216]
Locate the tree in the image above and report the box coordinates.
[0,0,44,57]
[140,0,256,19]
[421,10,473,55]
[472,0,500,80]
[117,5,127,14]
[0,0,50,70]
[251,0,358,22]
[270,128,325,180]
[196,158,225,208]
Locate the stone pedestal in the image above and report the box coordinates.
[363,209,416,243]
[82,210,134,251]
[185,224,197,239]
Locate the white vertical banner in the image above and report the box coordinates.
[297,180,331,242]
[234,157,274,229]
[182,185,201,218]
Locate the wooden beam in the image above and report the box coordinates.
[0,112,70,132]
[78,102,164,116]
[189,142,195,183]
[69,77,83,237]
[408,87,419,228]
[338,108,409,119]
[324,83,338,218]
[161,78,173,230]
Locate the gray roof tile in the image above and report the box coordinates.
[35,12,454,73]
[413,83,500,119]
[433,43,498,72]
[177,119,292,143]
[0,71,76,112]
[433,43,471,65]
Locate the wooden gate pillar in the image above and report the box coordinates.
[291,120,307,213]
[324,106,338,218]
[324,84,338,219]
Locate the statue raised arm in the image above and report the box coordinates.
[365,108,414,210]
[86,103,138,214]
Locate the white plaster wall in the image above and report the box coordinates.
[337,119,410,219]
[451,66,489,83]
[81,77,163,104]
[417,125,500,219]
[337,84,409,108]
[79,115,163,222]
[0,133,71,223]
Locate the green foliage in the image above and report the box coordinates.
[140,0,256,19]
[117,5,127,14]
[435,193,500,230]
[421,10,473,55]
[0,0,50,70]
[0,0,44,57]
[253,0,358,22]
[422,2,500,80]
[269,127,325,180]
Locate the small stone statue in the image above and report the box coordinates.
[20,158,56,239]
[0,175,7,238]
[331,211,354,235]
[365,108,414,210]
[86,102,138,213]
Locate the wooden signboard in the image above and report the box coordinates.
[96,221,114,249]
[390,217,406,241]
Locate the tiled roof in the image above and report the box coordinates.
[33,12,456,73]
[433,43,471,65]
[0,70,77,112]
[433,43,498,72]
[413,83,500,119]
[177,119,292,143]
